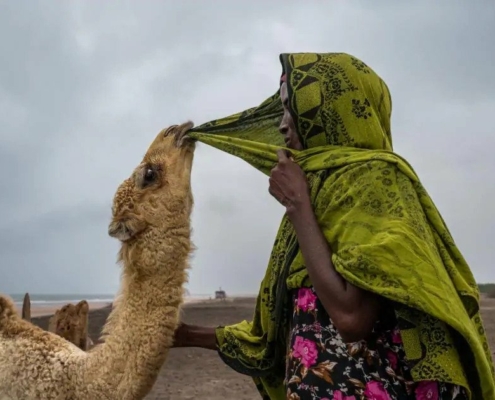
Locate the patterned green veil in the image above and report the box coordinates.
[188,53,494,399]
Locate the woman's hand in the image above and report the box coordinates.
[269,149,311,214]
[172,322,218,350]
[172,322,190,348]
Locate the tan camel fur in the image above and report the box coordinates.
[0,122,196,400]
[21,293,92,350]
[47,300,92,351]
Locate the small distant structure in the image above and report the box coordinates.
[214,287,227,301]
[22,293,31,322]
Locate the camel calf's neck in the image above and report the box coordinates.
[83,222,192,398]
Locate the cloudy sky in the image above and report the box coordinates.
[1,1,494,297]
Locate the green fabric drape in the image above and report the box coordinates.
[188,53,495,399]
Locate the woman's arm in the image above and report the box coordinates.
[172,322,217,350]
[287,200,381,343]
[269,150,381,343]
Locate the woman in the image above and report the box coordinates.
[177,53,494,399]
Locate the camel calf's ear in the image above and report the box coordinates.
[76,300,89,315]
[76,300,89,351]
[108,217,146,242]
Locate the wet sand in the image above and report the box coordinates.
[29,297,495,400]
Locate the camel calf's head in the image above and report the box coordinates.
[109,121,196,242]
[48,300,89,350]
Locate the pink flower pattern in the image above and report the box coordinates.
[364,381,392,400]
[332,391,356,400]
[386,350,398,371]
[415,381,440,400]
[391,328,402,344]
[285,287,467,400]
[292,336,318,368]
[296,288,317,312]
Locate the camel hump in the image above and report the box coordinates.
[22,292,31,322]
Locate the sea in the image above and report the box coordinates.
[8,293,215,307]
[9,293,115,307]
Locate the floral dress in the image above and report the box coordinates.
[285,287,468,400]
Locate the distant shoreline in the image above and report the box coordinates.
[15,295,258,318]
[15,301,112,318]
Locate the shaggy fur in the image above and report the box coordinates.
[22,293,92,350]
[47,300,92,351]
[0,122,196,400]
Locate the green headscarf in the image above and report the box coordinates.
[188,53,495,399]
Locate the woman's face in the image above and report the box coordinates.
[279,82,303,150]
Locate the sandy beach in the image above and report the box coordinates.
[15,301,111,318]
[28,296,495,400]
[14,297,203,318]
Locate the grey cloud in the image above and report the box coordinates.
[0,203,119,294]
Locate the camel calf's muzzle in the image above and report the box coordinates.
[162,121,196,148]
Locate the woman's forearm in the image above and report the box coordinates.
[287,201,380,341]
[173,324,217,350]
[288,203,353,311]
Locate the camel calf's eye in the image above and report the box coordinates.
[143,168,157,184]
[135,165,161,189]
